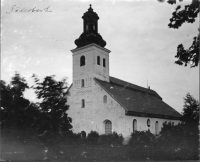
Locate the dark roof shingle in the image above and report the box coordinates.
[95,76,181,120]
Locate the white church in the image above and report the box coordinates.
[67,5,181,138]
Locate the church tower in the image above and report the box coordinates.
[71,5,111,89]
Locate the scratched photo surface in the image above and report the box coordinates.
[1,0,199,161]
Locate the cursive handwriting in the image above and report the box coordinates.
[6,5,52,14]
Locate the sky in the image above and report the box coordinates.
[1,0,199,113]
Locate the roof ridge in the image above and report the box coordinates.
[94,77,181,119]
[109,76,162,100]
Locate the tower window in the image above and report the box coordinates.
[133,119,137,132]
[103,58,106,67]
[80,56,85,66]
[103,95,107,103]
[81,79,85,87]
[89,24,93,31]
[81,99,85,108]
[97,56,100,65]
[105,120,112,134]
[155,121,159,135]
[147,119,151,127]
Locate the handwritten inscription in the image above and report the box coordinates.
[6,5,52,14]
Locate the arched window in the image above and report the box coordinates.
[103,95,107,103]
[81,79,85,88]
[81,131,86,138]
[80,56,85,66]
[81,99,85,108]
[155,121,159,135]
[103,58,106,67]
[133,119,137,132]
[97,56,100,65]
[147,119,151,127]
[105,120,112,134]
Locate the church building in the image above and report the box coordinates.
[67,5,181,138]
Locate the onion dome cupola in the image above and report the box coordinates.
[75,5,107,48]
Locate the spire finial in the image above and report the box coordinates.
[88,4,93,11]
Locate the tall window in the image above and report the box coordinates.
[103,58,106,67]
[103,95,107,103]
[105,120,112,134]
[81,99,85,108]
[147,119,151,127]
[81,79,85,87]
[97,56,100,65]
[80,56,85,66]
[155,121,159,135]
[133,119,137,132]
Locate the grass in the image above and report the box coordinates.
[1,142,199,161]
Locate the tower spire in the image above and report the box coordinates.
[74,5,107,48]
[89,4,92,10]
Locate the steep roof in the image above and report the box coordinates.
[94,76,181,120]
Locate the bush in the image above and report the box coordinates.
[64,132,82,145]
[87,131,99,144]
[98,132,124,146]
[155,122,198,160]
[128,130,155,160]
[126,122,198,160]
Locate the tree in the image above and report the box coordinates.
[181,93,199,132]
[159,93,199,160]
[32,75,72,147]
[1,73,30,139]
[159,0,200,67]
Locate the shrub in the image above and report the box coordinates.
[64,132,82,145]
[155,121,199,160]
[128,130,155,160]
[87,131,99,144]
[98,132,123,146]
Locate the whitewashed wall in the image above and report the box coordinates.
[67,81,179,138]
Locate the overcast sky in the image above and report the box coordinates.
[1,0,199,113]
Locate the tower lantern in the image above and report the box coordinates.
[74,5,107,48]
[82,4,99,33]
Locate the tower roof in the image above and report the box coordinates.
[74,5,107,48]
[82,4,99,20]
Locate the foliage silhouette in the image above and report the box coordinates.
[32,75,72,147]
[1,73,32,142]
[158,93,199,160]
[181,93,199,125]
[158,0,200,67]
